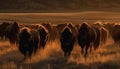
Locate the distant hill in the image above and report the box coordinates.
[0,0,120,12]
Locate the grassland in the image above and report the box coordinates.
[0,37,120,69]
[0,12,120,69]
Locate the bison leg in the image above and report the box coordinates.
[62,48,67,57]
[22,51,27,61]
[0,36,4,40]
[94,44,98,51]
[90,43,93,53]
[68,46,73,56]
[19,46,27,61]
[44,40,47,48]
[64,48,68,57]
[85,43,90,57]
[64,52,67,56]
[9,39,16,46]
[81,45,85,55]
[61,45,67,57]
[34,44,38,54]
[23,53,27,60]
[68,50,71,56]
[28,47,33,59]
[40,40,46,49]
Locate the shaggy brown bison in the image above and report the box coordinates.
[0,22,10,40]
[30,24,40,29]
[19,27,40,60]
[56,23,77,40]
[60,26,75,56]
[93,26,101,50]
[111,24,120,43]
[100,27,109,45]
[67,23,77,36]
[56,24,66,36]
[103,23,120,44]
[4,22,20,45]
[42,23,55,41]
[42,23,53,30]
[103,23,114,37]
[77,23,100,56]
[75,24,81,30]
[93,22,103,29]
[38,25,49,49]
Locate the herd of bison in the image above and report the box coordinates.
[0,21,120,61]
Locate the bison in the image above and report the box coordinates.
[111,24,120,43]
[93,22,103,29]
[93,26,101,50]
[0,22,10,40]
[103,23,120,44]
[103,23,114,37]
[60,26,75,56]
[100,27,109,45]
[38,25,49,49]
[42,23,54,41]
[19,27,40,60]
[4,22,20,45]
[77,23,100,56]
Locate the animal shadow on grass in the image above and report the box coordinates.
[30,56,86,69]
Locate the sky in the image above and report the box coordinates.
[0,0,120,12]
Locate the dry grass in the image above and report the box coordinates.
[0,38,120,69]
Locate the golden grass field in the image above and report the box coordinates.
[0,38,120,69]
[0,12,120,69]
[0,11,120,24]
